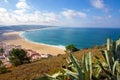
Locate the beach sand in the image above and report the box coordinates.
[2,31,65,56]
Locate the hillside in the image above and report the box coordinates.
[0,48,103,80]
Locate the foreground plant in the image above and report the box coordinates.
[95,38,120,80]
[42,52,101,80]
[64,52,93,80]
[38,38,120,80]
[0,60,7,74]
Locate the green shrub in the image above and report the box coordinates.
[0,66,7,74]
[0,48,4,53]
[9,48,30,66]
[0,60,7,74]
[65,44,79,52]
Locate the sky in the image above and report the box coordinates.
[0,0,120,27]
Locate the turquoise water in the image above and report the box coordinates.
[22,27,120,49]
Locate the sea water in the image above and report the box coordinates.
[22,27,120,49]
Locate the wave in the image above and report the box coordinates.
[19,31,25,38]
[52,45,65,50]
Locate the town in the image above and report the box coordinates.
[0,41,52,68]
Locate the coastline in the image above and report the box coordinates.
[2,31,65,56]
[20,31,65,50]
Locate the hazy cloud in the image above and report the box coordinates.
[93,15,112,21]
[90,0,104,9]
[0,0,119,27]
[0,7,7,13]
[61,9,87,19]
[0,6,59,25]
[16,0,29,9]
[0,0,59,25]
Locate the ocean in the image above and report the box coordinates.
[22,27,120,49]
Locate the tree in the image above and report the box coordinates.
[9,48,30,66]
[0,60,7,74]
[0,48,4,54]
[65,44,79,53]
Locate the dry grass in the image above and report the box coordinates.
[0,47,104,80]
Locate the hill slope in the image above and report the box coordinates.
[0,48,103,80]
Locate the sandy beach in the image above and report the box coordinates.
[2,31,65,56]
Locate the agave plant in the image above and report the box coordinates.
[44,51,102,80]
[43,38,120,80]
[45,71,67,80]
[95,38,120,80]
[65,52,93,80]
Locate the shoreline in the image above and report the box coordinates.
[19,31,65,50]
[2,31,66,56]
